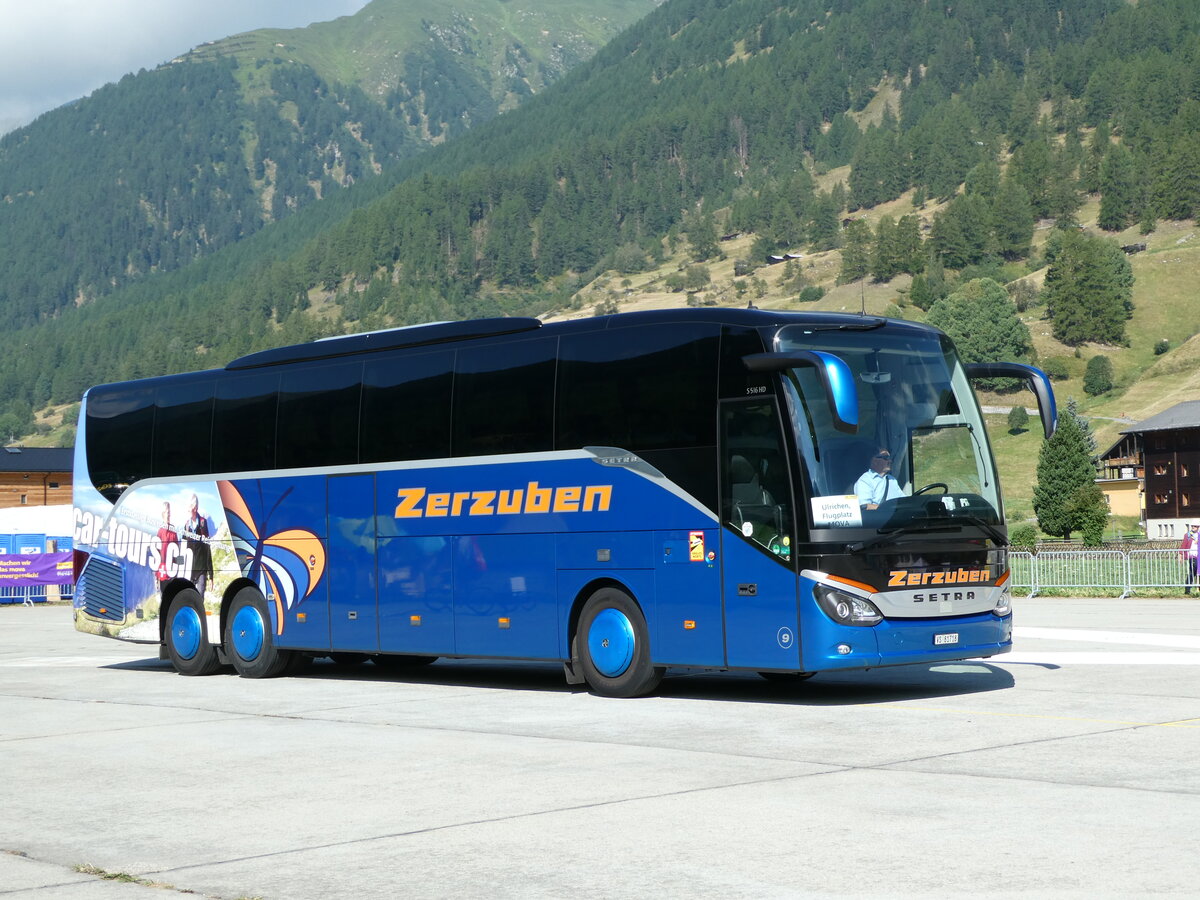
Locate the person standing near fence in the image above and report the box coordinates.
[1181,524,1199,594]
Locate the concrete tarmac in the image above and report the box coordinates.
[1,598,1197,899]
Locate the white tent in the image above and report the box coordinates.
[0,504,73,539]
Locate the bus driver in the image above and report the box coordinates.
[855,447,905,509]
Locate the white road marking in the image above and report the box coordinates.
[1014,627,1200,649]
[1001,627,1200,665]
[0,655,159,667]
[999,651,1200,665]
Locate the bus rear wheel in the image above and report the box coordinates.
[164,588,222,676]
[577,587,664,698]
[223,587,297,678]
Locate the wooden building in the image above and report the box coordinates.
[1099,402,1200,540]
[0,446,73,510]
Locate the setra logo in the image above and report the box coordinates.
[394,482,612,519]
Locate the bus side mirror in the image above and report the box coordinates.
[743,351,858,433]
[964,362,1057,439]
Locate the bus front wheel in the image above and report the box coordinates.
[577,587,664,698]
[223,587,297,678]
[164,588,222,676]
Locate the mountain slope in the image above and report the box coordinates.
[8,0,1200,477]
[0,0,660,332]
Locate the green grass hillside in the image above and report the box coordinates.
[188,0,662,110]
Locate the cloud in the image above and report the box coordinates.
[0,0,368,134]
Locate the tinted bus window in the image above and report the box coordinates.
[719,325,768,399]
[86,385,154,498]
[212,373,279,474]
[454,338,556,457]
[557,324,719,451]
[153,378,215,478]
[361,350,453,463]
[277,362,362,470]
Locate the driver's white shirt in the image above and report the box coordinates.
[855,470,904,506]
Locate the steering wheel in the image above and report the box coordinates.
[913,482,949,496]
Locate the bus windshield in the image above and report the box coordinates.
[776,322,1003,538]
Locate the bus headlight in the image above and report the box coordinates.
[993,585,1012,617]
[814,585,882,626]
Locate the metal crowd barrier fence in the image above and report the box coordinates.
[1010,548,1198,597]
[0,584,74,605]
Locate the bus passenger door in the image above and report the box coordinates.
[719,400,801,670]
[327,474,379,652]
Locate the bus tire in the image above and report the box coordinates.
[577,587,664,698]
[164,588,222,676]
[223,587,296,678]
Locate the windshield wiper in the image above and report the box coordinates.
[848,522,957,553]
[848,513,1007,554]
[946,512,1007,546]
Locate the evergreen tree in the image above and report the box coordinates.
[1033,401,1099,540]
[930,194,993,268]
[1069,482,1110,547]
[1154,135,1200,221]
[870,216,900,282]
[1098,143,1136,231]
[909,274,934,311]
[894,215,924,275]
[1042,229,1134,345]
[1080,122,1110,194]
[687,213,720,262]
[806,192,841,251]
[1083,355,1114,395]
[992,178,1035,260]
[838,219,873,284]
[925,278,1032,366]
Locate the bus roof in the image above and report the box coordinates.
[86,308,941,396]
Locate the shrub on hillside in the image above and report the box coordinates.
[1007,405,1030,433]
[1083,355,1114,396]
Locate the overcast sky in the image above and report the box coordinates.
[0,1,370,135]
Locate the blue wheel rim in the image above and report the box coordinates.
[231,604,265,661]
[588,608,636,677]
[170,605,202,660]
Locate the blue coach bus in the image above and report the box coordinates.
[72,308,1055,696]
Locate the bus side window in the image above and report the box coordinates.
[721,400,794,563]
[454,338,556,457]
[86,385,154,499]
[361,350,453,463]
[557,324,719,450]
[212,373,279,474]
[153,378,214,478]
[277,362,362,469]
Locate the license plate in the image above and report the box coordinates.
[934,632,959,646]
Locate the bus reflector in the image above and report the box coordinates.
[410,615,421,626]
[498,617,511,629]
[683,620,696,630]
[297,613,307,623]
[73,549,90,583]
[98,608,107,615]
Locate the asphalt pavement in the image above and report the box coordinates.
[1,598,1197,899]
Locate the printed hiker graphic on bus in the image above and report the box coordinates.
[218,480,326,634]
